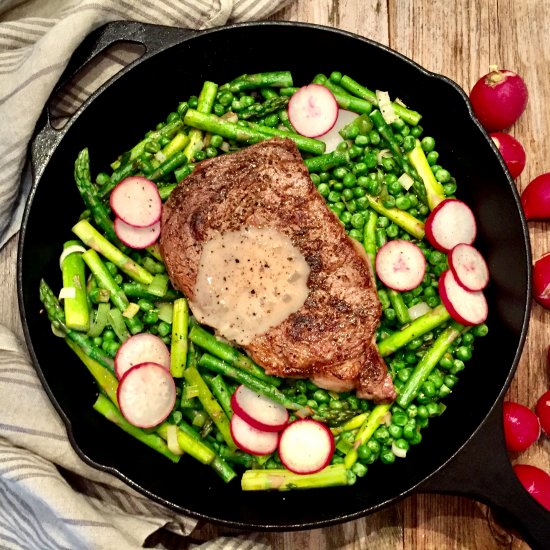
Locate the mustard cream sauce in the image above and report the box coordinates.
[191,227,310,345]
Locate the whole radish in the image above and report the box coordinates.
[490,132,526,179]
[513,464,550,512]
[469,68,528,131]
[532,253,550,309]
[521,173,550,220]
[535,390,550,436]
[502,401,541,452]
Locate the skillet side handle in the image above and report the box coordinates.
[31,20,197,181]
[420,402,550,550]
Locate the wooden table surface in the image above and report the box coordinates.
[1,0,549,548]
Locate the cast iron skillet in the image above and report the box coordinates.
[18,21,550,548]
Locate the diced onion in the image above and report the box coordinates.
[58,287,76,300]
[220,141,230,152]
[408,302,431,320]
[155,151,167,163]
[166,425,184,456]
[221,112,238,123]
[398,173,414,191]
[51,324,65,338]
[296,406,314,418]
[376,148,392,165]
[392,441,407,458]
[382,412,392,426]
[376,90,399,125]
[59,245,86,269]
[122,303,140,319]
[395,97,407,107]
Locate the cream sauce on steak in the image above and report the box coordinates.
[191,227,310,345]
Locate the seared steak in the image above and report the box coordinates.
[160,138,395,402]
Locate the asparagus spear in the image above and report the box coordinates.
[94,394,181,463]
[344,403,392,469]
[205,374,233,418]
[304,149,349,173]
[183,366,235,450]
[183,109,326,155]
[241,464,353,491]
[387,289,411,325]
[396,322,464,408]
[312,74,373,114]
[122,281,180,301]
[365,195,425,240]
[338,74,422,126]
[39,279,115,372]
[238,96,289,120]
[189,325,281,386]
[363,211,378,268]
[61,240,89,331]
[406,140,446,210]
[156,422,215,465]
[147,151,188,182]
[224,72,293,93]
[81,249,143,335]
[198,354,302,411]
[170,298,189,378]
[72,220,154,285]
[377,304,451,356]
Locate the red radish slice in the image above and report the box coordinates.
[117,362,176,428]
[230,414,278,456]
[317,109,357,152]
[375,240,426,291]
[438,270,488,326]
[448,243,489,291]
[114,217,161,249]
[287,84,338,138]
[425,199,477,253]
[278,419,334,474]
[231,385,289,432]
[115,333,170,380]
[110,176,162,227]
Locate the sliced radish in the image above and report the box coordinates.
[439,269,488,326]
[287,84,338,138]
[316,109,357,152]
[230,413,279,456]
[449,243,489,291]
[114,217,161,249]
[231,385,289,432]
[115,333,170,379]
[110,176,162,228]
[375,240,426,291]
[425,199,477,253]
[278,419,334,474]
[117,362,176,428]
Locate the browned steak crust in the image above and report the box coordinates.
[160,138,395,402]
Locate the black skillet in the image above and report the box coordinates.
[17,21,550,548]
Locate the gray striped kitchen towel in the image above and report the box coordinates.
[0,1,292,548]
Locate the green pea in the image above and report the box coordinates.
[212,103,225,116]
[205,146,217,158]
[438,384,452,399]
[394,195,410,210]
[404,352,417,364]
[444,374,458,389]
[210,134,224,148]
[313,389,330,403]
[393,438,410,453]
[462,332,475,345]
[403,135,416,152]
[402,423,417,440]
[352,187,366,200]
[380,446,396,464]
[102,329,116,341]
[397,368,412,383]
[92,336,103,347]
[386,223,399,238]
[319,171,330,183]
[418,204,429,216]
[177,101,189,116]
[333,180,344,191]
[355,135,369,147]
[406,338,423,351]
[409,431,422,445]
[368,130,381,145]
[426,150,439,165]
[367,179,382,196]
[218,90,234,106]
[435,168,451,183]
[240,95,255,107]
[377,216,390,228]
[350,212,366,229]
[328,191,341,203]
[384,308,396,322]
[329,399,345,411]
[363,152,378,168]
[357,443,372,462]
[157,321,171,337]
[388,424,403,439]
[105,262,118,276]
[329,71,343,83]
[443,181,458,195]
[416,416,429,429]
[143,311,159,324]
[343,172,357,188]
[406,404,418,418]
[104,340,120,357]
[382,195,396,209]
[295,394,308,406]
[188,95,199,109]
[382,157,396,172]
[473,324,489,337]
[317,183,330,197]
[394,134,404,145]
[387,181,402,196]
[426,296,440,308]
[346,199,357,213]
[333,166,348,180]
[330,202,346,216]
[351,462,368,477]
[450,359,465,374]
[417,405,429,419]
[341,189,353,202]
[410,125,423,138]
[349,145,363,159]
[421,136,436,152]
[137,299,155,312]
[194,150,206,161]
[336,141,349,152]
[456,345,472,361]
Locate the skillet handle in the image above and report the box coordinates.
[420,402,550,550]
[31,21,198,180]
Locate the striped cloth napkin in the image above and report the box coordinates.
[0,1,292,548]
